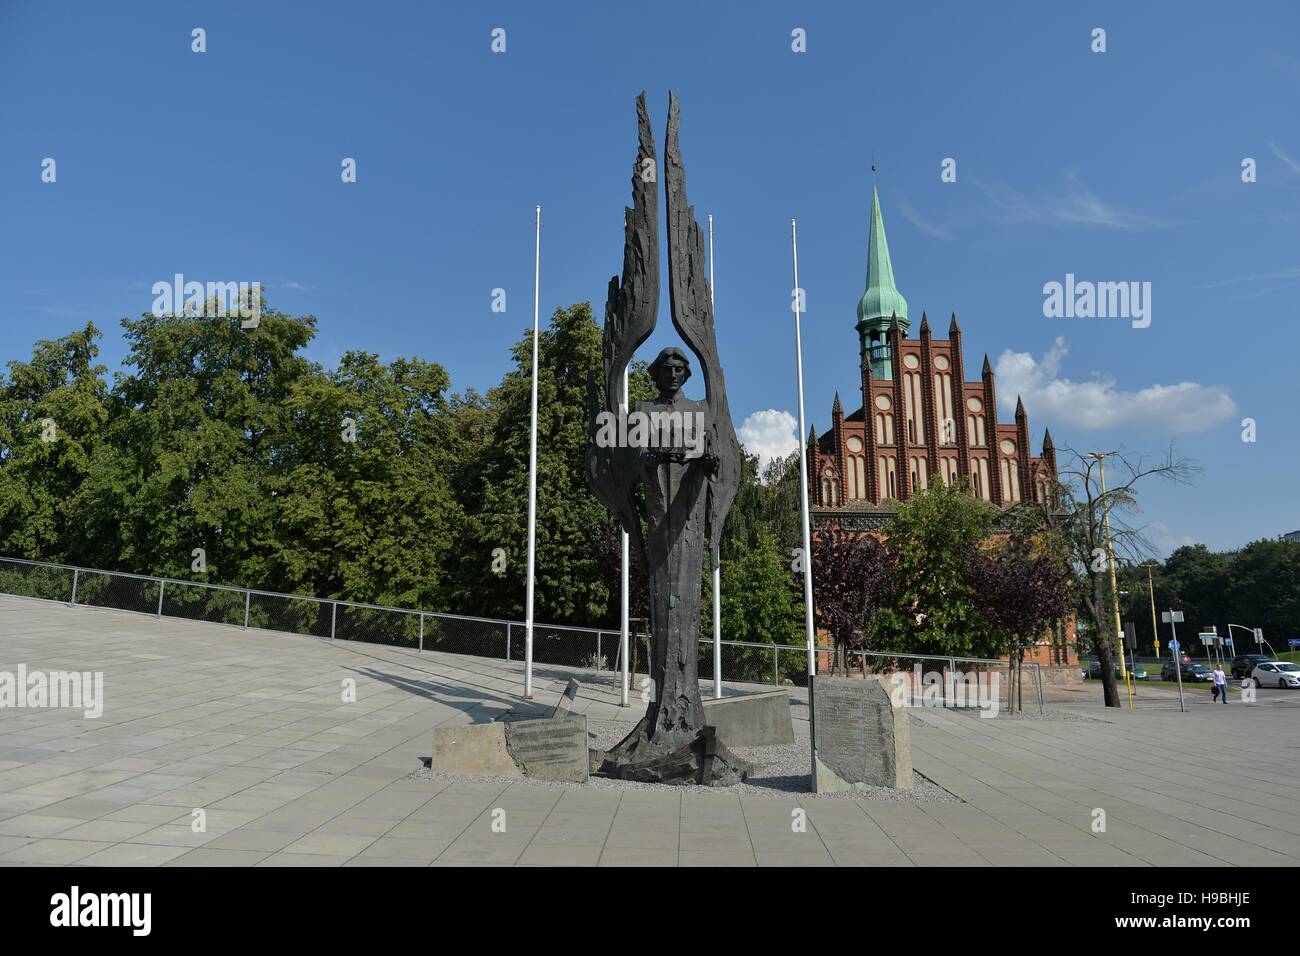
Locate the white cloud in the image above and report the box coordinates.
[994,337,1236,433]
[1199,265,1300,289]
[974,172,1163,230]
[737,409,799,474]
[895,197,954,241]
[1270,138,1300,177]
[1148,522,1196,559]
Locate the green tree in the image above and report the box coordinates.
[68,306,317,584]
[0,323,109,561]
[717,528,805,683]
[868,480,997,658]
[1228,539,1300,646]
[447,302,618,625]
[1054,446,1199,707]
[1162,544,1232,638]
[276,350,463,612]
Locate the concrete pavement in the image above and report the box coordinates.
[2,594,1298,866]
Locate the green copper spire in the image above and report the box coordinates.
[855,185,909,379]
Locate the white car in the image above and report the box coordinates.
[1250,661,1300,688]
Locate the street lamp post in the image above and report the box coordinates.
[1227,623,1274,659]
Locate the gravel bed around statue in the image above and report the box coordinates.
[410,717,958,802]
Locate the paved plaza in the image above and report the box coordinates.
[1,594,1298,866]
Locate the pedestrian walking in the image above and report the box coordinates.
[1213,665,1228,704]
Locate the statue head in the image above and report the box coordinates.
[649,347,692,399]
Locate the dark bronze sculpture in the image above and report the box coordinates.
[586,93,749,785]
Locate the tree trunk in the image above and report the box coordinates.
[1092,575,1119,707]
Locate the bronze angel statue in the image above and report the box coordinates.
[586,92,749,785]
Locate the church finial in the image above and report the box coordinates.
[982,353,993,377]
[832,391,843,416]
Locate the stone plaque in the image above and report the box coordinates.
[702,690,794,747]
[811,676,911,792]
[429,714,588,782]
[503,714,588,782]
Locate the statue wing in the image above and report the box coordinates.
[662,91,742,569]
[586,92,659,558]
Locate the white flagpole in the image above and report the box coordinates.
[524,205,541,699]
[791,219,816,679]
[619,366,630,707]
[709,214,723,700]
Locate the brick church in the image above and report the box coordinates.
[807,186,1075,668]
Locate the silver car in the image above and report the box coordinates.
[1250,661,1300,688]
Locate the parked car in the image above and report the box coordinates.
[1160,661,1214,682]
[1249,661,1300,689]
[1231,654,1274,679]
[1085,660,1148,680]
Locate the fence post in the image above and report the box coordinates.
[330,602,337,639]
[157,580,165,618]
[596,632,602,671]
[243,591,250,630]
[418,613,424,652]
[70,568,79,606]
[773,645,779,686]
[506,622,511,661]
[1036,664,1045,716]
[948,657,957,708]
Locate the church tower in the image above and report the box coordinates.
[855,184,909,379]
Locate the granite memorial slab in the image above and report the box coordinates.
[429,714,588,783]
[811,676,911,792]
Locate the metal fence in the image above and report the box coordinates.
[844,648,1044,715]
[0,556,1039,708]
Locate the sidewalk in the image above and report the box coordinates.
[2,595,1298,866]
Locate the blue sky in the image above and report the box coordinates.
[2,1,1297,556]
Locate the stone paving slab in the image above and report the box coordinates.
[3,594,1300,866]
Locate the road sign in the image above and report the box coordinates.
[1290,639,1300,650]
[1162,610,1185,623]
[1169,639,1179,651]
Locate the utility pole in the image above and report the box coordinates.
[1147,563,1160,657]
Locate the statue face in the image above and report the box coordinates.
[655,357,689,397]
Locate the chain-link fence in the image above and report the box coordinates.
[0,556,1040,706]
[0,559,74,603]
[845,648,1044,714]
